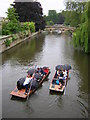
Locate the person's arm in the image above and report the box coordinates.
[32,73,35,78]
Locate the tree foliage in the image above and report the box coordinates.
[44,1,86,27]
[57,13,65,24]
[62,1,86,27]
[2,7,21,35]
[2,6,35,35]
[62,10,82,26]
[12,1,45,31]
[65,1,85,13]
[23,22,35,33]
[73,2,89,53]
[48,10,58,24]
[46,21,54,26]
[44,10,65,25]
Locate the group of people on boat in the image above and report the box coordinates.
[10,64,72,98]
[22,67,48,95]
[55,68,68,89]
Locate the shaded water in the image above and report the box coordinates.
[0,33,89,118]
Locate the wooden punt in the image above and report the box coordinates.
[49,71,68,93]
[10,68,50,99]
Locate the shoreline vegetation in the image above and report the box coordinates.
[0,1,89,54]
[0,6,36,53]
[0,31,40,54]
[0,2,44,53]
[44,1,89,53]
[72,2,89,53]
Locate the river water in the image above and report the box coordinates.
[0,32,89,118]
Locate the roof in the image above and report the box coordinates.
[0,17,4,21]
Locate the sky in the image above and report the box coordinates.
[0,0,65,17]
[38,0,65,15]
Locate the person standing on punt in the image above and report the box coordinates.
[23,73,34,95]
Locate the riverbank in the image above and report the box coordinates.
[0,31,40,54]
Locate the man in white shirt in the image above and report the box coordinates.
[63,70,67,79]
[23,74,34,94]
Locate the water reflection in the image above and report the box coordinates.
[72,50,88,107]
[72,50,89,118]
[2,34,45,66]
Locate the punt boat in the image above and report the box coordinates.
[10,67,50,99]
[49,64,71,93]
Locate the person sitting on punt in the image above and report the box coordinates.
[63,70,68,80]
[56,69,64,78]
[58,69,65,87]
[23,73,34,95]
[55,79,62,89]
[34,70,42,82]
[55,70,60,78]
[38,67,46,76]
[60,68,64,77]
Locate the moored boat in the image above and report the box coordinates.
[10,66,50,99]
[57,30,62,34]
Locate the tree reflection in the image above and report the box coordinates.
[72,50,88,98]
[2,34,45,65]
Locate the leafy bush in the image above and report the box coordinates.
[12,35,17,41]
[23,22,29,30]
[5,39,11,46]
[2,22,10,35]
[2,7,21,35]
[23,22,35,33]
[29,22,35,33]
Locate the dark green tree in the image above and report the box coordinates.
[12,1,45,31]
[48,10,58,24]
[57,13,65,24]
[44,10,65,25]
[46,20,54,26]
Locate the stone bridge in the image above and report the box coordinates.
[45,24,75,33]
